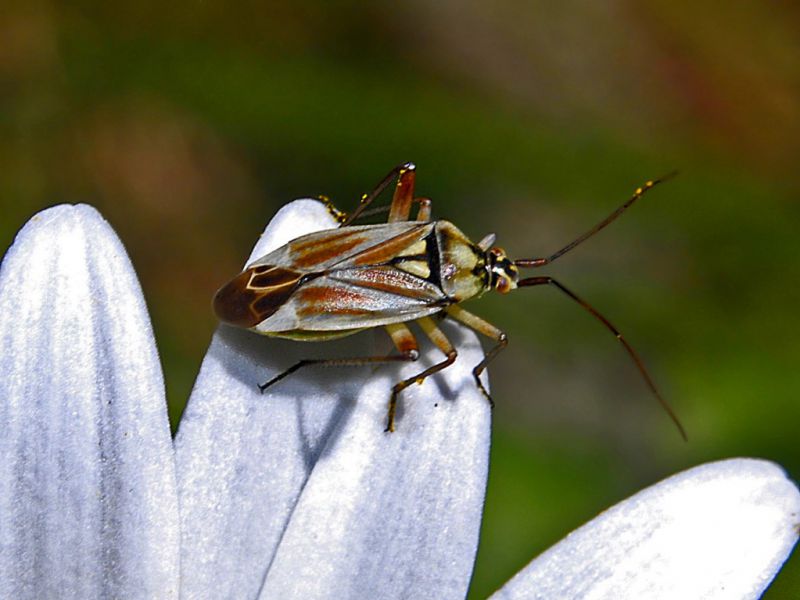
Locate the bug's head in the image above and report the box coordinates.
[486,247,519,294]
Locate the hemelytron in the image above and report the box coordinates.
[213,163,686,437]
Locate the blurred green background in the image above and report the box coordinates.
[1,1,798,596]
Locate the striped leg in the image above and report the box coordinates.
[386,316,457,432]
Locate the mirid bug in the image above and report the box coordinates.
[214,163,686,438]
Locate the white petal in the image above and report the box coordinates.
[0,205,179,599]
[491,458,800,600]
[176,200,491,600]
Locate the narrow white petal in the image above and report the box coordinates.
[0,205,179,599]
[258,325,489,600]
[176,200,491,600]
[491,458,800,600]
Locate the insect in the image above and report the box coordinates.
[214,162,686,438]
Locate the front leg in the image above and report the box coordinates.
[445,305,508,406]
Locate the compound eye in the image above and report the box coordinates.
[496,275,513,294]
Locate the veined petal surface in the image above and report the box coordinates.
[0,205,179,599]
[491,458,800,600]
[176,200,491,600]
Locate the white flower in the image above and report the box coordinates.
[1,202,798,600]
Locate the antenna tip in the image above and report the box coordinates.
[657,170,679,184]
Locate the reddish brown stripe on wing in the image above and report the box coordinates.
[290,229,369,269]
[291,227,361,253]
[335,266,440,299]
[349,226,428,266]
[295,285,375,317]
[213,265,302,327]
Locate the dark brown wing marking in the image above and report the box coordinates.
[249,264,299,287]
[214,265,305,327]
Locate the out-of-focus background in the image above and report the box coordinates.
[2,2,798,596]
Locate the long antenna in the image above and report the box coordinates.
[518,276,687,440]
[515,172,677,269]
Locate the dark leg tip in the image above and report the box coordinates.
[473,373,495,408]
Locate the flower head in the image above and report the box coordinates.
[1,202,798,599]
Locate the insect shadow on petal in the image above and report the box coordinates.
[214,163,686,438]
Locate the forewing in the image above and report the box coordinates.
[254,265,447,333]
[332,223,432,269]
[241,220,442,333]
[329,266,444,300]
[247,222,430,272]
